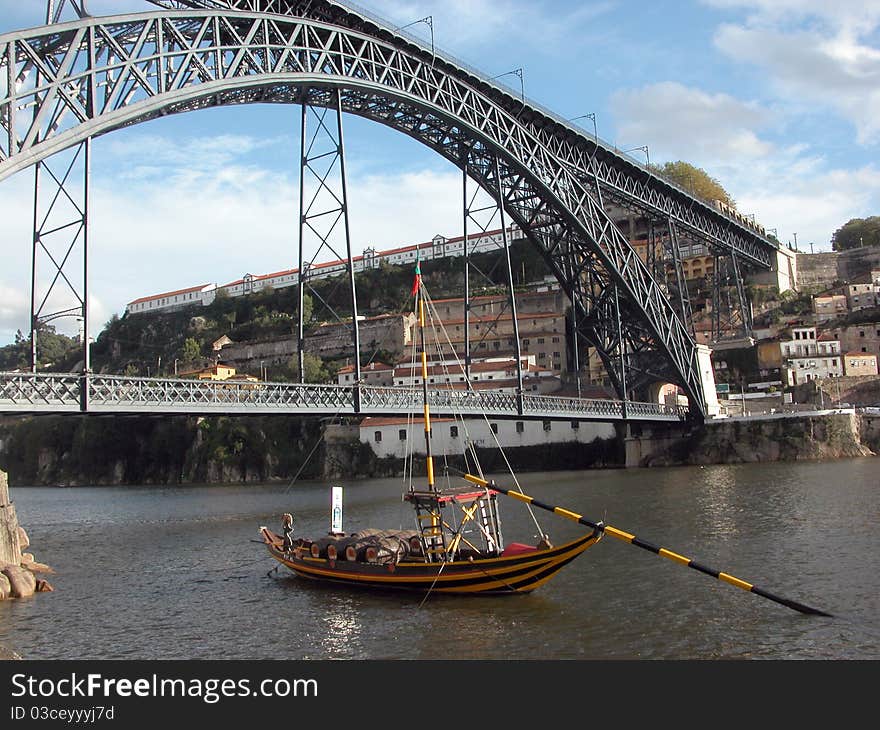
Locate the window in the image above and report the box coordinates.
[399,429,407,441]
[537,338,545,345]
[543,421,552,432]
[450,426,458,438]
[516,421,524,433]
[374,431,382,443]
[552,336,560,343]
[490,423,498,434]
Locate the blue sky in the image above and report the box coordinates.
[1,0,879,345]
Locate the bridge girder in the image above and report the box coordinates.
[0,8,771,419]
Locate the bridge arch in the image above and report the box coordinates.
[1,8,717,417]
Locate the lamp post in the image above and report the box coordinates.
[492,68,524,103]
[623,145,650,166]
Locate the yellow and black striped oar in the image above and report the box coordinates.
[463,474,832,617]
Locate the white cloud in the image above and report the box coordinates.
[731,161,880,251]
[608,80,880,250]
[610,81,774,163]
[705,1,880,144]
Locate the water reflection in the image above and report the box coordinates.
[319,595,363,658]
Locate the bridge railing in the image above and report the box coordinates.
[0,371,82,410]
[87,374,354,411]
[0,372,689,421]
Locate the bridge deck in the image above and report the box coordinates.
[0,373,687,422]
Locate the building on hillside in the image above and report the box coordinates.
[390,356,560,393]
[336,361,394,387]
[308,312,416,360]
[813,291,849,322]
[217,336,298,370]
[123,225,522,316]
[414,312,569,373]
[843,352,879,377]
[779,327,842,385]
[177,363,247,381]
[126,284,216,314]
[845,276,879,312]
[827,321,880,359]
[359,416,616,460]
[212,335,234,352]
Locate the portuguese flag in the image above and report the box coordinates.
[411,258,421,297]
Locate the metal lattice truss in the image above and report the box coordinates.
[0,372,687,421]
[0,6,777,417]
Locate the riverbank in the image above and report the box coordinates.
[0,412,876,486]
[627,410,878,467]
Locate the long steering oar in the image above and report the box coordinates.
[463,474,832,617]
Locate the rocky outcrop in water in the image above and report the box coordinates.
[634,412,875,467]
[0,469,54,601]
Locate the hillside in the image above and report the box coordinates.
[88,238,552,380]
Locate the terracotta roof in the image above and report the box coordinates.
[128,284,212,306]
[338,362,394,374]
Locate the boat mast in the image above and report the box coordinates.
[415,269,436,495]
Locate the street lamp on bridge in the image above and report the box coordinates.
[623,145,650,167]
[492,68,525,103]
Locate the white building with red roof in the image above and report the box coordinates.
[126,283,216,315]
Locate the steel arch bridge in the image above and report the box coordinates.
[0,0,779,421]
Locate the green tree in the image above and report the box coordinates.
[653,160,735,206]
[179,337,202,364]
[288,352,328,383]
[831,216,880,251]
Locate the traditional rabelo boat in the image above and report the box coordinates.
[260,267,831,614]
[260,268,603,595]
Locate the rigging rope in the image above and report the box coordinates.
[419,285,545,538]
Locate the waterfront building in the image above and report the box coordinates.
[359,415,615,459]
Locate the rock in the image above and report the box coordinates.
[2,565,36,598]
[0,645,22,660]
[35,578,54,593]
[17,526,29,550]
[0,572,10,599]
[20,553,54,574]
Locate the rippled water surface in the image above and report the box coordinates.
[1,459,878,660]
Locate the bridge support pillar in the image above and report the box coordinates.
[624,422,693,468]
[696,344,720,418]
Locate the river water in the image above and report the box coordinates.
[1,458,878,660]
